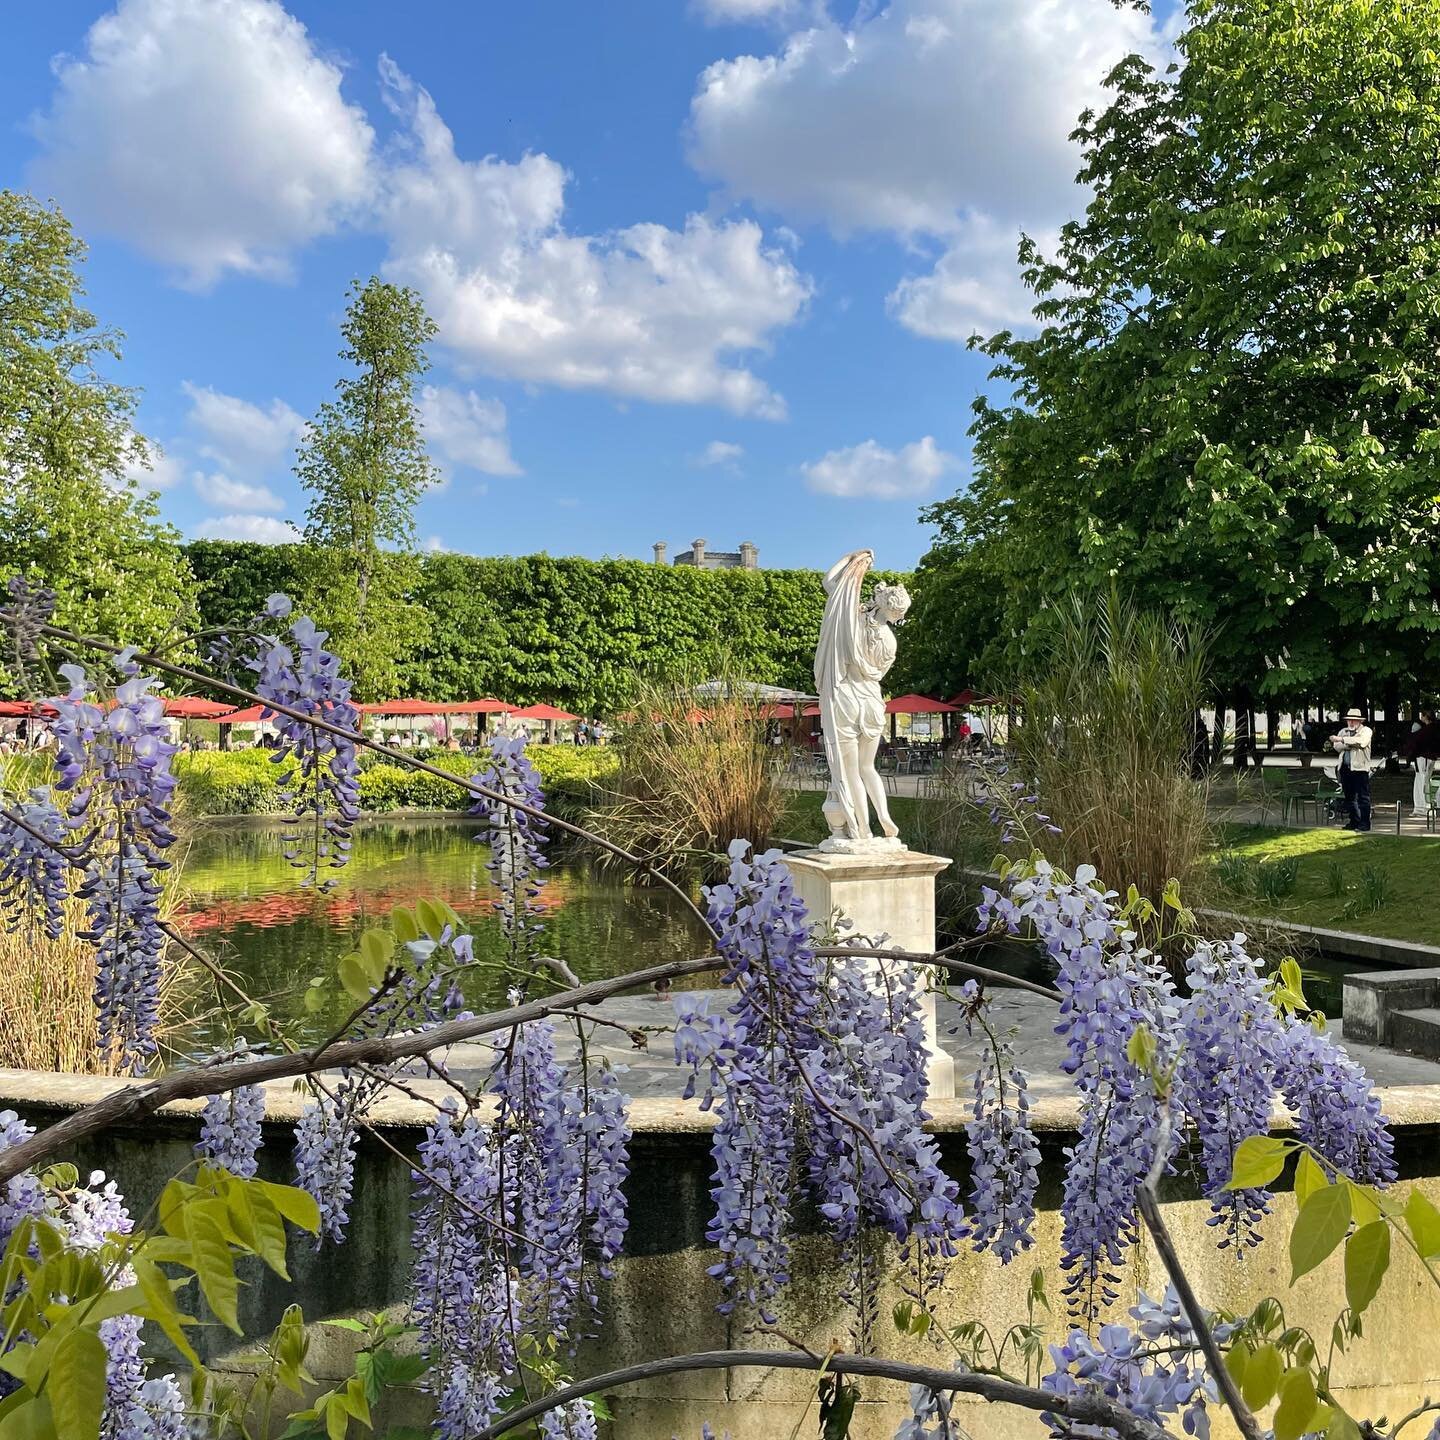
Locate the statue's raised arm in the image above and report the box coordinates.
[813,549,911,851]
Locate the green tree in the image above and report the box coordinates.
[914,0,1440,713]
[296,278,438,700]
[0,190,194,668]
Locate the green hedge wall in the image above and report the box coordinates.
[169,745,618,820]
[184,543,909,715]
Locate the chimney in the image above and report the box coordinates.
[739,541,758,570]
[691,538,707,567]
[653,541,668,565]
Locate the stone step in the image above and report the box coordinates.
[1386,1007,1440,1060]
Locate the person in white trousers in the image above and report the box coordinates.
[1402,709,1440,813]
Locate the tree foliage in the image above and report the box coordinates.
[0,190,194,663]
[296,278,439,701]
[911,0,1440,703]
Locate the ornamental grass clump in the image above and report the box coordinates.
[1011,590,1212,913]
[586,670,785,876]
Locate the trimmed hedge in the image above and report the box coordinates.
[169,745,618,819]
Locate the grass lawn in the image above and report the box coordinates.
[1203,824,1440,945]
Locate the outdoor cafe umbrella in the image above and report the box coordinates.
[511,702,579,743]
[883,693,957,743]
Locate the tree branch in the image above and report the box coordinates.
[1136,1106,1264,1440]
[471,1348,1173,1440]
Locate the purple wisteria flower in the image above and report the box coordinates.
[472,733,550,971]
[411,1102,513,1439]
[1174,938,1287,1248]
[0,789,68,940]
[966,1035,1040,1264]
[1041,1287,1219,1440]
[0,1110,43,1258]
[294,1092,358,1245]
[197,1082,266,1179]
[980,861,1178,1321]
[247,601,361,891]
[1276,1016,1396,1186]
[540,1402,599,1439]
[48,660,179,1073]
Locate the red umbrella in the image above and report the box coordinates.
[0,701,38,718]
[884,694,958,714]
[447,698,510,714]
[358,699,452,716]
[162,697,235,719]
[215,705,268,724]
[511,703,580,722]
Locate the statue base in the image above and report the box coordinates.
[782,846,955,1098]
[815,834,905,855]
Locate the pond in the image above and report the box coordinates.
[174,818,706,1047]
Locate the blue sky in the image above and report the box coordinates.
[1,0,1178,570]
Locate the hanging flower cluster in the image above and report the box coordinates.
[48,658,179,1073]
[247,595,361,891]
[471,732,550,972]
[0,789,69,939]
[407,1027,628,1436]
[197,1082,266,1179]
[0,575,56,684]
[1041,1287,1223,1440]
[965,1025,1040,1264]
[294,1091,358,1245]
[1174,938,1288,1249]
[676,842,967,1330]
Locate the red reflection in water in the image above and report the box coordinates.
[174,878,570,934]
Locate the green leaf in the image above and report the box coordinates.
[820,1380,859,1440]
[0,1393,55,1440]
[337,953,371,1002]
[390,908,420,944]
[303,986,327,1015]
[49,1328,107,1440]
[238,1184,291,1279]
[256,1182,321,1235]
[1290,1183,1352,1283]
[1241,1343,1283,1410]
[1294,1151,1329,1207]
[1224,1343,1249,1389]
[1274,1368,1323,1440]
[187,1201,240,1332]
[359,930,392,981]
[1227,1135,1292,1190]
[1346,1183,1381,1227]
[1405,1191,1440,1257]
[1343,1221,1390,1317]
[133,1258,200,1369]
[1327,1407,1363,1440]
[416,899,444,940]
[1126,1024,1157,1074]
[322,1319,369,1334]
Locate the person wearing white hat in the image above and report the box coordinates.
[1328,707,1373,831]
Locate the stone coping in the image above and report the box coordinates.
[5,1068,1440,1137]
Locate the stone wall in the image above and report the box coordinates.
[6,1072,1440,1440]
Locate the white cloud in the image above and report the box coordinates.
[422,535,450,553]
[29,0,374,287]
[193,471,285,513]
[688,0,1160,336]
[378,60,810,418]
[182,383,305,476]
[801,435,959,500]
[693,0,801,24]
[693,440,745,468]
[122,447,185,492]
[419,386,521,478]
[888,217,1063,342]
[194,514,301,543]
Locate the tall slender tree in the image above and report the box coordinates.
[296,277,438,700]
[0,190,194,671]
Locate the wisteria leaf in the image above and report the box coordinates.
[1241,1343,1283,1410]
[1274,1367,1322,1440]
[1291,1183,1352,1282]
[49,1327,106,1440]
[1294,1151,1329,1207]
[1228,1135,1292,1190]
[1343,1221,1390,1317]
[1405,1191,1440,1257]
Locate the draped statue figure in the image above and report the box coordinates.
[814,549,912,851]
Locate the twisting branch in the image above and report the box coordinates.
[470,1348,1173,1440]
[817,944,1062,1002]
[1136,1106,1265,1440]
[34,621,719,942]
[0,954,726,1185]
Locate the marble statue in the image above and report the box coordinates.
[814,549,912,852]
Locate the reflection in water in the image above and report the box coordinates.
[176,818,705,1045]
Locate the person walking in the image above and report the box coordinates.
[1401,708,1440,814]
[1328,707,1374,832]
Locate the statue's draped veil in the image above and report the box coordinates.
[815,550,870,699]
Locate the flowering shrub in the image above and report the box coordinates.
[0,594,1431,1440]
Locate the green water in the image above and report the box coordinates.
[177,818,705,1044]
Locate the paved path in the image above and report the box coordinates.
[409,983,1440,1103]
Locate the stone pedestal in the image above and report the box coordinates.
[783,847,955,1097]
